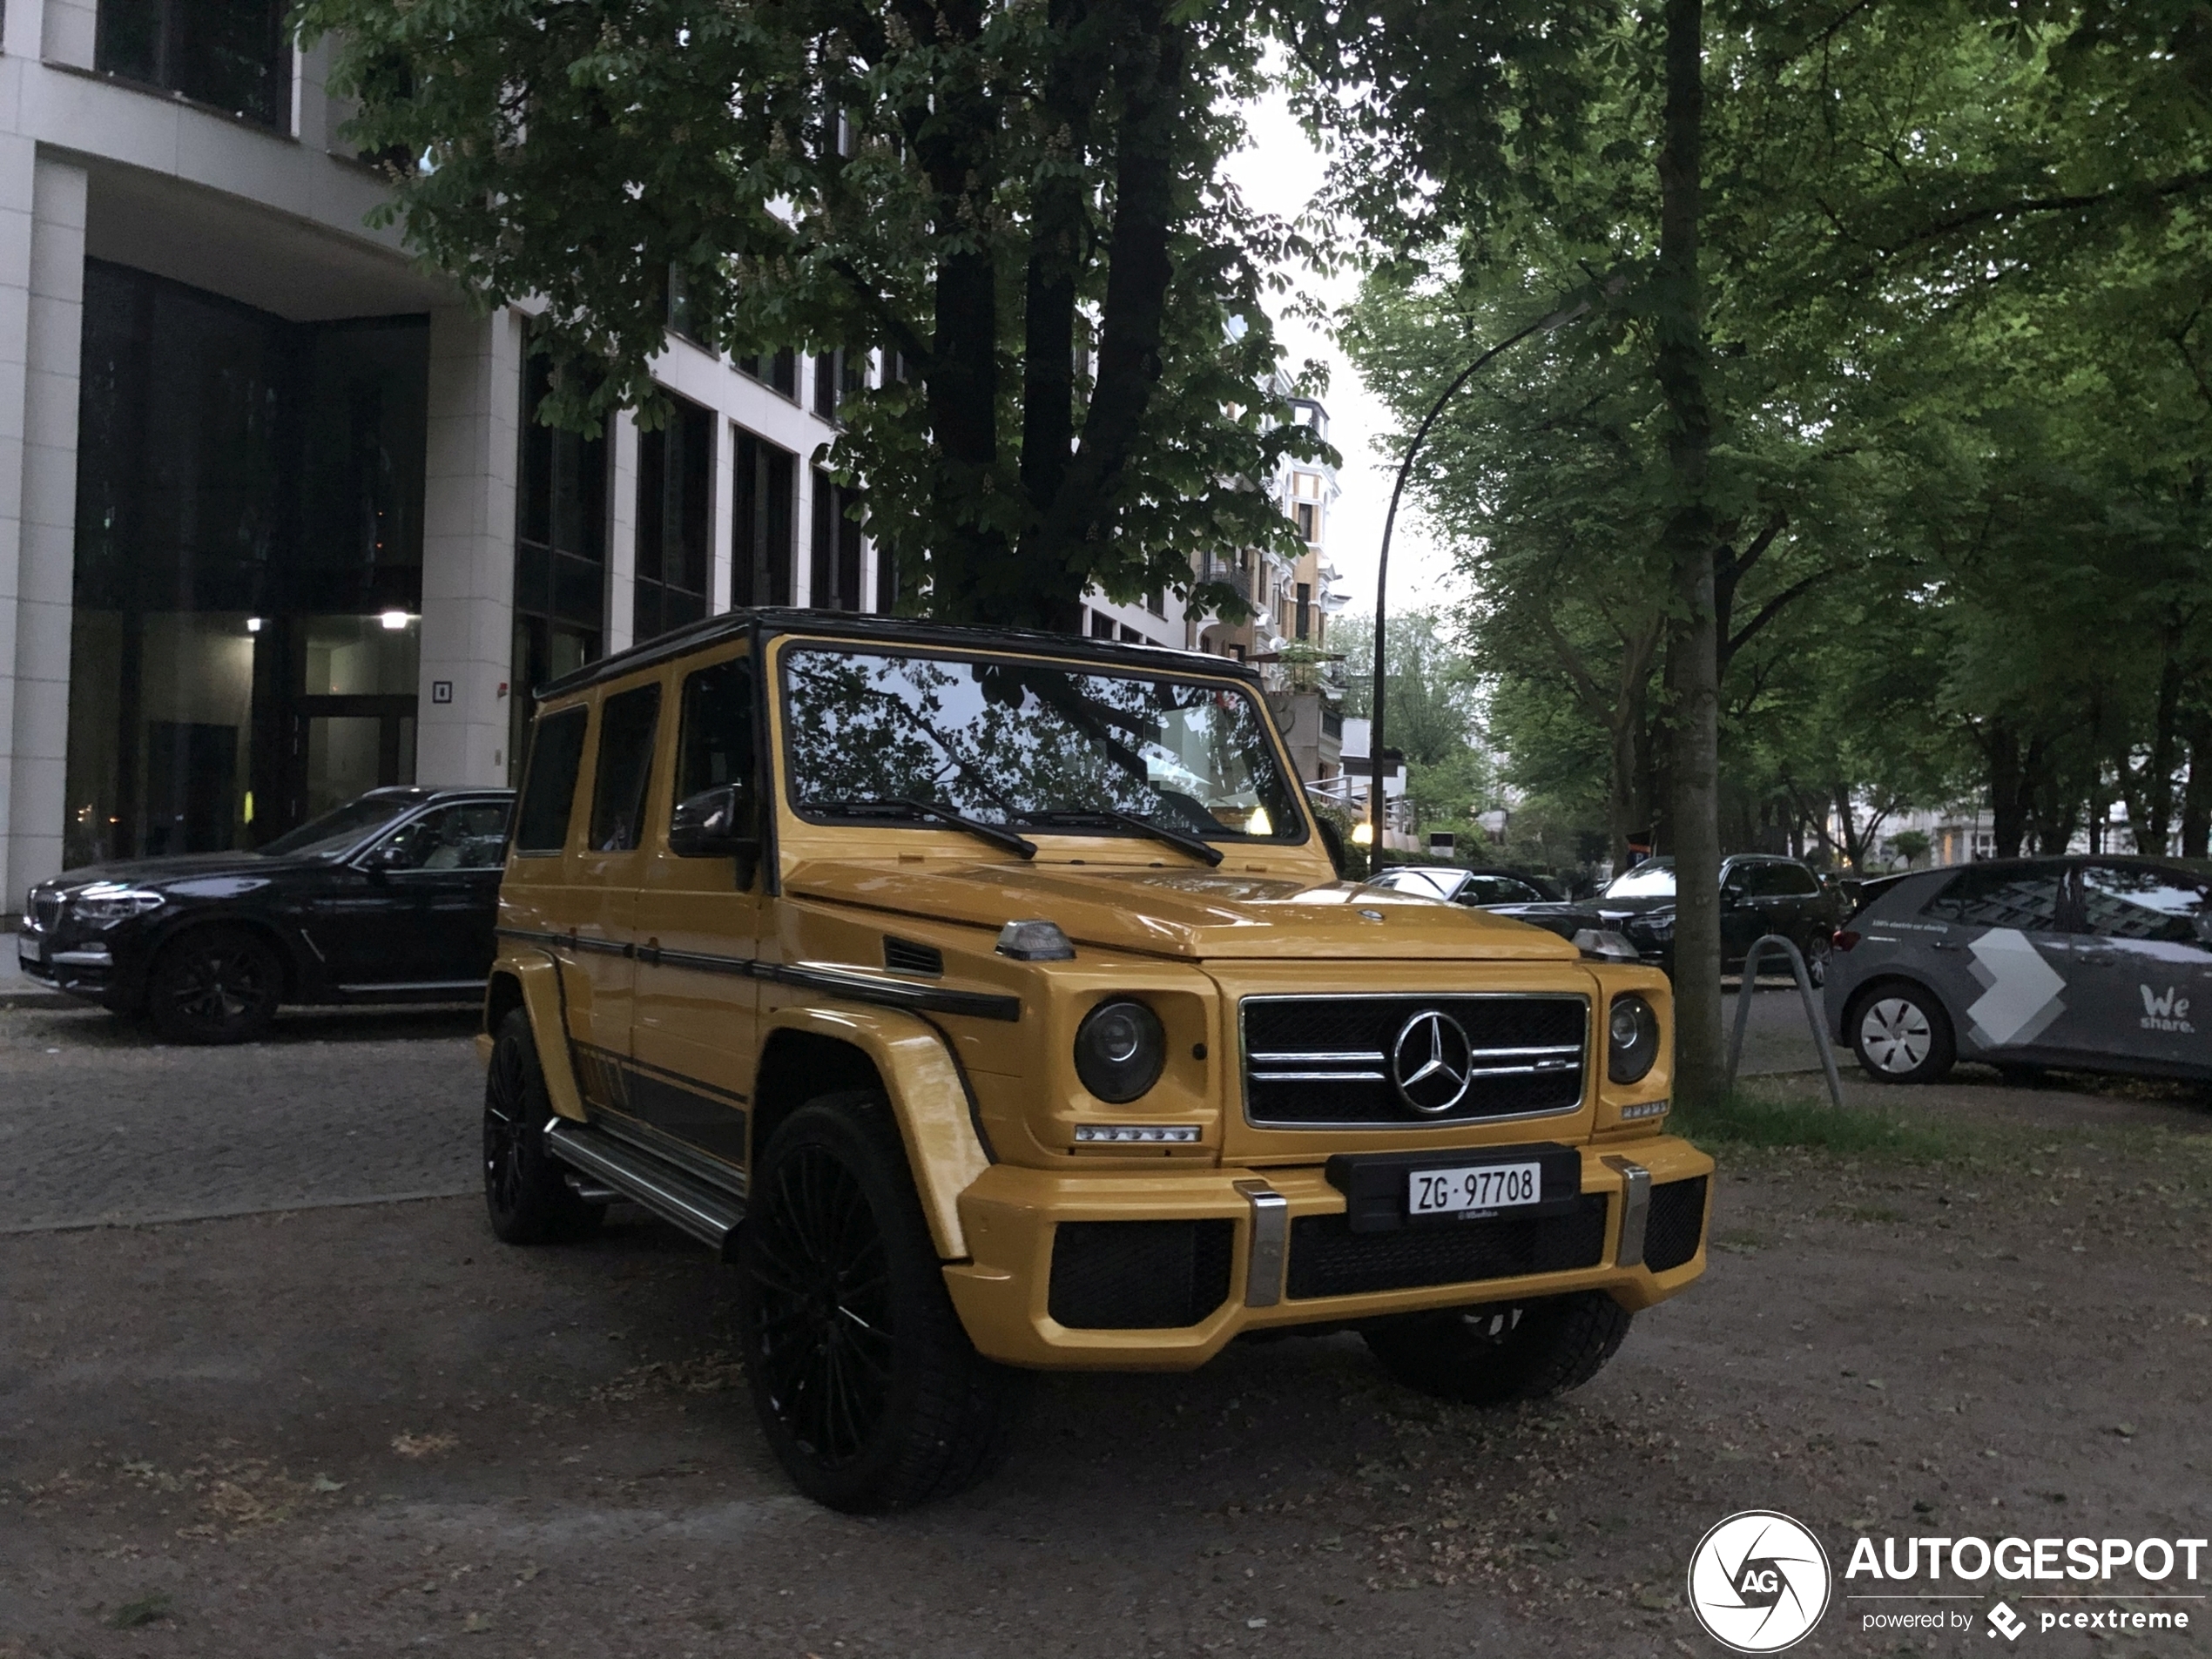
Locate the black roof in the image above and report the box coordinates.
[535,607,1260,701]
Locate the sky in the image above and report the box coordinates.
[1218,86,1460,625]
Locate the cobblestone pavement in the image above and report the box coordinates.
[0,1002,481,1232]
[2,1007,2209,1657]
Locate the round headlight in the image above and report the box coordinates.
[1075,999,1165,1103]
[1607,993,1660,1085]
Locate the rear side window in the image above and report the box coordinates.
[1920,864,2064,931]
[590,685,663,852]
[514,707,588,853]
[674,658,756,802]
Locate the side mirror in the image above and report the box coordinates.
[669,784,759,881]
[362,841,412,876]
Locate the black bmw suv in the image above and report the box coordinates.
[17,786,512,1043]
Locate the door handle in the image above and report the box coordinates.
[1931,941,1960,952]
[2076,950,2116,966]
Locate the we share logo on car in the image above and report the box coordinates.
[2140,984,2195,1033]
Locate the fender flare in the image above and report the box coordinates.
[760,1003,990,1261]
[491,953,590,1123]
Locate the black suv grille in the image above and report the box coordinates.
[28,891,62,933]
[1241,995,1586,1127]
[1285,1193,1610,1299]
[1643,1177,1708,1272]
[1048,1219,1235,1330]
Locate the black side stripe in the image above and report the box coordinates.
[496,927,1021,1022]
[571,1038,750,1108]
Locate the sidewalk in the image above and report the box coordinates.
[0,943,71,1008]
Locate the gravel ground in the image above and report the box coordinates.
[2,1008,2210,1657]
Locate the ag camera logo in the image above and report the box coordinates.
[1687,1510,1832,1653]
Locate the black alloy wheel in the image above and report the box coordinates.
[1364,1291,1633,1406]
[146,925,284,1044]
[739,1091,1026,1511]
[482,1009,603,1244]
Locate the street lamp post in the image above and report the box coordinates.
[1366,300,1593,863]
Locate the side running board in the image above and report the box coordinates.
[543,1119,745,1259]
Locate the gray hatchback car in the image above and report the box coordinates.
[1823,856,2212,1083]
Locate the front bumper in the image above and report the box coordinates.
[944,1134,1712,1369]
[13,933,115,999]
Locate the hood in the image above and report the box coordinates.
[786,860,1582,962]
[40,850,295,894]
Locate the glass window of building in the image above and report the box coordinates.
[809,474,864,612]
[736,350,799,400]
[732,428,797,608]
[511,352,609,777]
[96,0,292,127]
[634,394,712,644]
[66,261,428,864]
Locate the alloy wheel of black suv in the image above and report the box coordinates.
[147,926,284,1044]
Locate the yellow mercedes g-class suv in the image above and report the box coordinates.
[479,610,1710,1511]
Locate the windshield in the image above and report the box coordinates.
[258,796,416,859]
[779,645,1305,843]
[1604,863,1677,899]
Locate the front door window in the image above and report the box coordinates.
[2071,864,2212,1066]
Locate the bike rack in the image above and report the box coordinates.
[1723,933,1847,1109]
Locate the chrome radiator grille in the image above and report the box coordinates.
[1240,994,1587,1128]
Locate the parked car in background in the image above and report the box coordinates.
[1483,853,1850,984]
[17,786,514,1043]
[1364,864,1564,907]
[1824,855,2212,1084]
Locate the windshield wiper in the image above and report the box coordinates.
[816,798,1038,860]
[1022,807,1225,868]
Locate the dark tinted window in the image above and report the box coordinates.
[515,708,588,853]
[589,685,662,852]
[675,658,756,803]
[98,0,292,128]
[2078,865,2212,944]
[1465,875,1543,905]
[1920,864,2065,931]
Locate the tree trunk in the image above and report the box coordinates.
[2183,711,2212,858]
[1983,721,2028,858]
[1654,0,1723,1105]
[2145,634,2182,853]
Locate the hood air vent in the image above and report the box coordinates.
[883,935,945,977]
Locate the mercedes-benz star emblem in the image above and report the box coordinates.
[1390,1009,1475,1114]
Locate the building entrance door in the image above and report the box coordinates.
[293,696,418,823]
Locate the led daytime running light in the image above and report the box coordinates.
[1072,1124,1200,1144]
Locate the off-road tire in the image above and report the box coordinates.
[1364,1291,1633,1406]
[1846,980,1956,1084]
[738,1090,1027,1512]
[146,924,284,1044]
[482,1009,604,1244]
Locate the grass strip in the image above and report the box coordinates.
[1672,1085,1959,1162]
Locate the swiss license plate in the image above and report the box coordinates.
[1408,1161,1545,1218]
[17,938,43,968]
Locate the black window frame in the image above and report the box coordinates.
[809,469,865,612]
